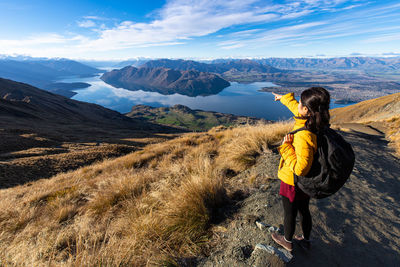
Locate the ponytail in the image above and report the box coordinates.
[301,87,330,133]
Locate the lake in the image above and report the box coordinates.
[59,72,352,121]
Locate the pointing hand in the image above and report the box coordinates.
[272,92,283,101]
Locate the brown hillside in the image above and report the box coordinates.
[330,92,400,123]
[331,92,400,155]
[0,121,291,266]
[0,78,187,188]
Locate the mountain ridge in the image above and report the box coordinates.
[0,77,187,188]
[255,56,400,71]
[0,58,102,97]
[101,66,230,96]
[141,58,284,74]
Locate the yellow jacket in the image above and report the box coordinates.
[277,93,317,186]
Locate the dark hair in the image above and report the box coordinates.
[300,87,330,133]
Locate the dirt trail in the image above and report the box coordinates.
[198,126,400,266]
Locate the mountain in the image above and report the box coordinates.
[0,77,187,133]
[256,57,400,71]
[0,58,102,96]
[215,59,283,73]
[0,77,129,125]
[114,58,150,68]
[140,58,283,74]
[100,66,230,96]
[141,58,217,72]
[126,104,269,131]
[0,77,186,187]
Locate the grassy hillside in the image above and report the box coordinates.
[0,121,291,266]
[0,78,187,188]
[331,92,400,155]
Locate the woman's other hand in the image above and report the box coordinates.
[282,134,294,145]
[272,92,283,101]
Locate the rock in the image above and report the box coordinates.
[268,226,279,233]
[254,243,293,263]
[254,243,275,254]
[256,221,268,230]
[259,184,269,191]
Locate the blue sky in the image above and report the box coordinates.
[0,0,399,60]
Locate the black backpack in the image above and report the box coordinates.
[289,126,355,199]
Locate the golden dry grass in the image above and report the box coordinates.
[330,92,400,124]
[0,126,182,189]
[0,120,292,266]
[331,92,400,157]
[384,116,400,156]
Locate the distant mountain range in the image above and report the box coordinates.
[0,58,102,97]
[101,66,230,96]
[113,57,400,72]
[102,57,400,101]
[253,57,400,71]
[114,59,150,68]
[140,58,283,74]
[3,55,399,102]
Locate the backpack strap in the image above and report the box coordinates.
[288,127,307,135]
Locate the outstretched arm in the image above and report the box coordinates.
[279,92,300,117]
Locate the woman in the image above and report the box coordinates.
[271,87,331,252]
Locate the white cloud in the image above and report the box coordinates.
[77,20,96,28]
[72,0,361,52]
[1,0,396,59]
[362,33,400,43]
[0,33,70,47]
[74,0,283,51]
[220,43,245,50]
[83,16,106,20]
[216,1,400,50]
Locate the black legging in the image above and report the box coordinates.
[282,196,312,241]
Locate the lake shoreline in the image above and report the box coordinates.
[58,73,352,121]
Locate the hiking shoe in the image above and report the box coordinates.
[293,234,305,241]
[271,233,293,252]
[294,234,311,250]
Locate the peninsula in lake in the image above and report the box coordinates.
[126,104,269,131]
[100,66,230,97]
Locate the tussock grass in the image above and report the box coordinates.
[0,121,292,266]
[385,116,400,156]
[217,121,290,171]
[331,92,400,157]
